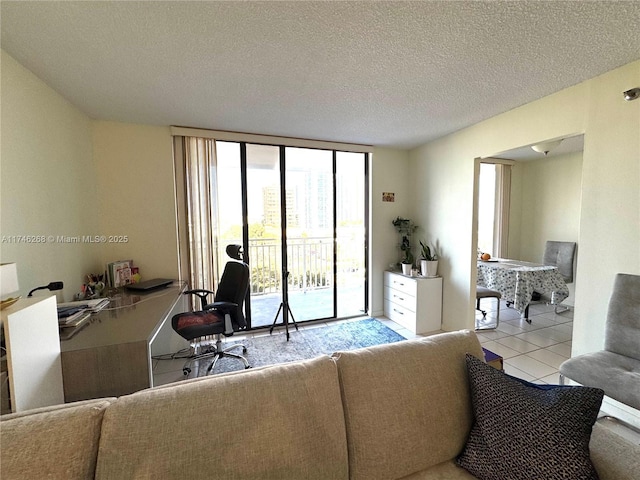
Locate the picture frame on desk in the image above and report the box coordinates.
[107,260,133,288]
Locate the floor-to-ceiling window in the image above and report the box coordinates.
[477,162,511,258]
[212,140,368,329]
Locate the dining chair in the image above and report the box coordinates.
[475,286,501,330]
[542,241,576,313]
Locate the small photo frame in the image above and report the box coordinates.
[382,192,395,202]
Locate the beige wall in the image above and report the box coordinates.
[508,152,582,305]
[369,147,412,316]
[508,152,583,305]
[92,122,179,281]
[512,152,583,263]
[0,51,98,301]
[410,60,638,336]
[409,60,639,425]
[1,50,180,295]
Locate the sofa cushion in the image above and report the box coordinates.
[589,421,640,480]
[0,398,113,480]
[457,354,604,480]
[95,355,348,480]
[333,329,484,480]
[398,460,479,479]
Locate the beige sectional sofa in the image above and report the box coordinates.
[1,330,638,479]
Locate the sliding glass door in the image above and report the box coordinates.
[213,140,367,329]
[284,147,334,321]
[245,144,283,327]
[336,151,367,317]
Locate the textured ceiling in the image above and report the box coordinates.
[2,1,639,149]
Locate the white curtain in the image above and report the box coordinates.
[494,163,511,258]
[173,136,219,292]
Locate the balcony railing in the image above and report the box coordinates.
[223,236,364,296]
[248,237,333,294]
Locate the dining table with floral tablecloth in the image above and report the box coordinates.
[476,258,569,322]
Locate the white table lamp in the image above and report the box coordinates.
[1,263,20,300]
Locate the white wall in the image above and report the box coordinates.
[410,136,479,331]
[1,51,181,295]
[512,152,583,263]
[92,121,180,281]
[0,50,99,301]
[410,60,639,426]
[509,151,583,305]
[369,147,411,316]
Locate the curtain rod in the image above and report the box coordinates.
[170,126,374,153]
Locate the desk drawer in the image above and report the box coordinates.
[384,287,416,312]
[384,272,417,296]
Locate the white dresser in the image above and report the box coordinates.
[383,271,442,334]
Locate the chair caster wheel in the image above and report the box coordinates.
[183,368,191,376]
[242,347,247,353]
[245,365,251,369]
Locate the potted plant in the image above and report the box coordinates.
[419,241,439,277]
[393,217,417,275]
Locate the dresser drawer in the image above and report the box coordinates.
[384,271,417,296]
[383,298,417,331]
[384,286,416,312]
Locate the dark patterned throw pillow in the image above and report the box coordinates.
[457,354,604,480]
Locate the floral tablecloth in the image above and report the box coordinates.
[477,260,569,315]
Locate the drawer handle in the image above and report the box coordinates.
[393,281,405,287]
[393,308,404,315]
[394,295,405,301]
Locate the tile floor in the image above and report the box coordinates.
[378,298,574,385]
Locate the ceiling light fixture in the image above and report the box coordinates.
[531,139,563,156]
[623,88,640,101]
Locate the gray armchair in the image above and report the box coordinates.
[559,273,640,411]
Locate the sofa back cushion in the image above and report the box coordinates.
[333,330,483,480]
[95,355,349,480]
[0,398,113,479]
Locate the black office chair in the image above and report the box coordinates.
[171,245,251,376]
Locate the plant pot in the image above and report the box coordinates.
[421,260,438,277]
[401,263,412,275]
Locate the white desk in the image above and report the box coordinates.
[1,296,65,413]
[60,284,188,402]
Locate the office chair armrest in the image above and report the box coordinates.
[204,301,238,313]
[184,289,215,296]
[185,289,216,309]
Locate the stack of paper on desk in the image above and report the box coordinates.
[57,298,109,328]
[58,298,110,313]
